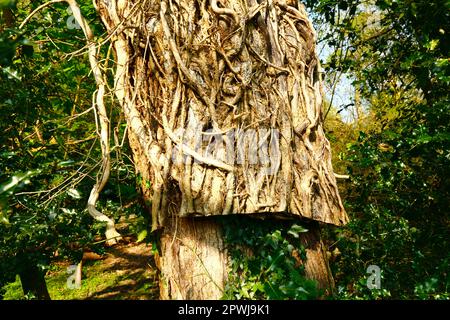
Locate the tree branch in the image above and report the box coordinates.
[20,0,121,245]
[66,0,121,245]
[19,0,66,30]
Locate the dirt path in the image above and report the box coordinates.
[83,242,159,300]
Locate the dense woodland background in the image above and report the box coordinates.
[0,0,449,299]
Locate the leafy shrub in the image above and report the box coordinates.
[221,217,320,300]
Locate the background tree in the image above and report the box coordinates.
[90,0,348,299]
[310,0,450,299]
[3,0,447,301]
[0,0,147,299]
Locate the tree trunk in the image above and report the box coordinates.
[93,0,347,299]
[18,263,50,300]
[299,222,335,294]
[157,217,334,299]
[158,218,228,299]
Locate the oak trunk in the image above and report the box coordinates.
[95,0,347,299]
[155,217,334,299]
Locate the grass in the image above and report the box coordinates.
[2,246,158,300]
[46,260,125,300]
[2,276,24,300]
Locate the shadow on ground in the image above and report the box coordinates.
[85,242,159,300]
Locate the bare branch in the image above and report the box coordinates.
[19,0,65,30]
[65,0,121,245]
[21,0,122,244]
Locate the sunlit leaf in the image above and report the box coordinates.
[67,188,81,199]
[136,230,147,243]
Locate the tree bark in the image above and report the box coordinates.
[93,0,347,299]
[156,217,334,299]
[299,222,335,295]
[158,217,228,299]
[18,263,51,300]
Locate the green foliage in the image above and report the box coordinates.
[2,259,158,300]
[332,114,450,299]
[0,0,16,9]
[311,0,450,300]
[1,0,98,291]
[0,30,32,67]
[1,0,448,301]
[0,0,147,297]
[221,217,320,300]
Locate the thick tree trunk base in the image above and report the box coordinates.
[158,218,228,300]
[157,217,334,300]
[19,263,50,300]
[299,223,335,295]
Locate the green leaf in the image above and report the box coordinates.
[67,188,81,199]
[136,229,147,243]
[0,170,39,195]
[0,0,15,9]
[287,224,308,238]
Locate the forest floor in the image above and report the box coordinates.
[2,241,159,300]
